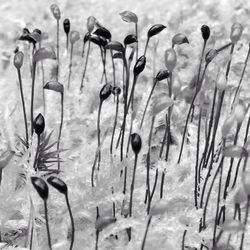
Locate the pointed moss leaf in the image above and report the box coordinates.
[47,176,67,194]
[33,47,56,63]
[31,176,49,200]
[95,216,116,232]
[70,31,80,44]
[0,150,15,170]
[221,220,245,233]
[222,145,248,158]
[44,81,64,93]
[105,41,124,53]
[124,34,137,45]
[165,48,177,72]
[119,11,138,23]
[151,98,174,117]
[149,199,168,216]
[93,27,111,40]
[172,33,189,46]
[148,24,166,38]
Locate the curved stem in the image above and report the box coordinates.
[57,93,64,171]
[68,43,74,90]
[177,64,208,163]
[135,23,138,61]
[33,134,40,171]
[65,193,74,250]
[56,19,60,81]
[159,114,168,158]
[97,101,103,170]
[44,200,52,250]
[140,78,157,129]
[31,62,37,134]
[144,37,149,57]
[141,216,152,250]
[17,69,29,142]
[110,94,119,154]
[80,40,91,91]
[129,153,138,217]
[182,229,187,250]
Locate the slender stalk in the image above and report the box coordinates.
[140,78,157,128]
[165,72,173,161]
[160,170,165,199]
[159,114,168,158]
[232,114,250,188]
[57,93,64,171]
[239,196,250,250]
[68,43,74,90]
[56,19,60,81]
[33,134,40,171]
[17,68,29,142]
[231,43,250,108]
[212,154,224,247]
[135,23,138,61]
[95,230,99,250]
[66,33,69,52]
[123,166,127,194]
[190,40,207,121]
[177,64,208,163]
[97,101,103,170]
[144,37,149,57]
[31,62,37,134]
[195,107,202,208]
[44,200,52,250]
[119,56,129,162]
[201,159,221,230]
[141,216,152,250]
[80,40,91,91]
[182,229,187,250]
[65,193,74,250]
[129,153,138,217]
[39,41,46,115]
[110,94,119,154]
[147,168,158,214]
[145,116,155,208]
[109,48,116,86]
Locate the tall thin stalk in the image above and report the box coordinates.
[57,93,64,170]
[67,42,74,90]
[44,200,52,250]
[17,68,29,142]
[141,216,152,250]
[80,39,91,91]
[31,62,37,134]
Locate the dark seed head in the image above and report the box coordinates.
[131,133,142,155]
[147,24,166,38]
[100,83,112,101]
[50,4,61,20]
[201,25,210,41]
[93,27,111,40]
[156,69,170,81]
[124,34,137,45]
[47,176,68,194]
[90,36,107,47]
[112,86,121,96]
[63,18,70,35]
[33,113,45,135]
[133,55,146,76]
[31,177,49,200]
